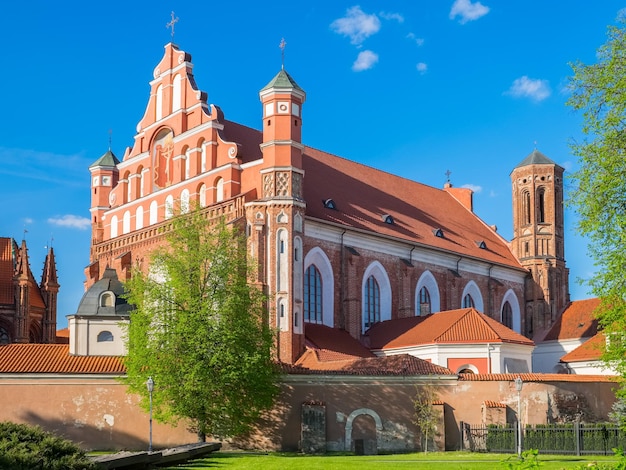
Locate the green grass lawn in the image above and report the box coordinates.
[164,451,622,469]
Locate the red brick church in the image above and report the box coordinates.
[85,42,568,368]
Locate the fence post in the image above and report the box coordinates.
[459,421,465,451]
[575,421,581,457]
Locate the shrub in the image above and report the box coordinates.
[0,421,96,470]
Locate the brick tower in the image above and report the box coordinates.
[511,150,570,337]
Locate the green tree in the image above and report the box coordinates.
[123,208,279,440]
[412,385,441,452]
[567,17,626,402]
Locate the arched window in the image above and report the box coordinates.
[304,247,334,328]
[97,331,114,342]
[215,177,224,202]
[415,270,441,315]
[172,74,182,111]
[156,84,163,121]
[110,215,118,238]
[501,301,513,329]
[136,206,144,231]
[122,210,131,234]
[419,286,431,316]
[139,168,145,197]
[149,200,158,225]
[100,291,115,307]
[537,188,546,223]
[0,327,9,344]
[461,280,484,312]
[165,195,174,219]
[199,184,207,207]
[304,265,323,323]
[364,276,381,330]
[522,190,531,225]
[181,189,190,213]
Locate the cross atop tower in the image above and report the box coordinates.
[166,11,179,39]
[445,169,452,183]
[279,38,286,69]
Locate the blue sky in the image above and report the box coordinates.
[1,1,623,328]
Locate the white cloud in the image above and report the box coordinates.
[506,76,551,102]
[331,6,381,45]
[461,183,483,193]
[416,62,428,74]
[380,11,404,23]
[23,218,34,225]
[489,190,497,197]
[352,50,379,71]
[449,0,490,24]
[406,32,425,46]
[48,215,91,230]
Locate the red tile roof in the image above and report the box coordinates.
[459,372,615,383]
[0,344,125,374]
[367,308,534,350]
[484,401,507,408]
[542,298,601,341]
[560,333,606,363]
[288,353,454,376]
[302,148,524,270]
[304,323,375,362]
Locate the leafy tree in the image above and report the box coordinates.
[567,18,626,397]
[123,208,279,441]
[412,385,441,452]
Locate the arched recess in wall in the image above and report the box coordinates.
[123,171,131,204]
[165,195,174,219]
[277,297,288,332]
[361,261,392,332]
[139,166,146,198]
[215,177,224,203]
[293,236,304,334]
[110,215,118,238]
[149,200,158,225]
[276,229,288,293]
[303,247,334,328]
[172,74,182,112]
[415,270,441,315]
[344,408,383,452]
[180,189,190,213]
[500,289,521,333]
[198,183,207,207]
[136,206,144,230]
[456,363,479,374]
[122,211,131,234]
[155,84,163,121]
[461,280,484,312]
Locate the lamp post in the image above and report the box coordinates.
[514,376,523,457]
[146,376,154,453]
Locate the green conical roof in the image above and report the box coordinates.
[261,69,303,92]
[89,149,120,169]
[514,149,561,169]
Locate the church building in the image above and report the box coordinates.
[86,42,569,368]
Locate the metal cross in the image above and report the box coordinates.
[445,169,452,182]
[279,38,286,69]
[166,11,179,39]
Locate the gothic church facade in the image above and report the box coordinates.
[86,42,569,365]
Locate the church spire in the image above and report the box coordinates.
[41,246,60,343]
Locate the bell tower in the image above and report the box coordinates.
[249,67,306,364]
[511,150,569,337]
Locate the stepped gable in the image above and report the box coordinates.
[368,308,534,350]
[0,344,124,374]
[542,298,601,341]
[560,332,606,363]
[302,147,523,270]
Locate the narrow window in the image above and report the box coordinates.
[304,265,323,323]
[364,276,381,330]
[501,301,513,328]
[0,327,9,344]
[523,190,531,225]
[538,188,546,223]
[463,294,475,309]
[419,286,431,316]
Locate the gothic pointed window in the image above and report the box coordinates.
[0,327,9,344]
[463,294,475,309]
[537,188,546,223]
[501,301,513,329]
[304,265,322,323]
[522,190,531,225]
[419,286,431,316]
[364,276,381,330]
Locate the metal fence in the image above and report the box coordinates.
[460,422,626,455]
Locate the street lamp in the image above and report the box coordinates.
[514,376,523,457]
[146,376,154,453]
